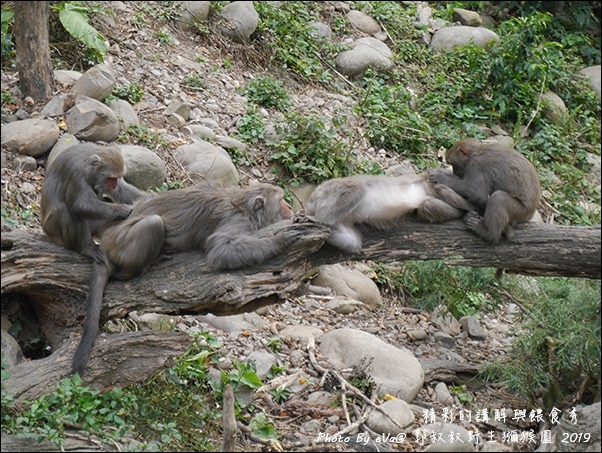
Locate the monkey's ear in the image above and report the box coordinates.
[89,153,103,167]
[459,145,472,157]
[252,196,266,212]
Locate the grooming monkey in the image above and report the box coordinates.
[72,183,296,374]
[428,138,541,243]
[41,144,148,263]
[303,173,476,252]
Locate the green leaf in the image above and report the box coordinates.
[240,369,263,389]
[58,3,107,56]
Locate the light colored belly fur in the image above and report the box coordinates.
[353,181,429,222]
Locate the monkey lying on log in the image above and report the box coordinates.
[41,144,148,264]
[302,173,476,252]
[428,138,541,243]
[73,182,297,374]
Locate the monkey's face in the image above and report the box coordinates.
[279,199,293,220]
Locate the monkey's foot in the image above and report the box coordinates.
[464,211,481,231]
[503,224,515,240]
[84,246,106,265]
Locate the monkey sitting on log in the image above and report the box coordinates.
[428,138,541,243]
[72,182,297,374]
[41,144,148,264]
[302,173,476,252]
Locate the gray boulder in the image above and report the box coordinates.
[313,264,383,307]
[1,119,59,157]
[335,37,393,77]
[53,69,82,86]
[72,64,116,101]
[580,65,601,97]
[108,99,140,129]
[430,26,499,52]
[367,399,415,434]
[46,134,80,168]
[346,10,381,35]
[320,328,424,402]
[219,1,258,43]
[66,96,120,142]
[178,1,210,31]
[174,141,239,187]
[119,144,167,191]
[452,8,483,27]
[541,91,569,124]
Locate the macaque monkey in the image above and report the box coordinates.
[41,144,147,263]
[303,173,475,252]
[72,182,296,374]
[428,138,541,243]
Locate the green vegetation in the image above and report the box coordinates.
[1,0,600,445]
[236,108,266,144]
[110,81,143,104]
[1,8,14,62]
[1,331,293,449]
[268,111,379,184]
[2,374,136,449]
[118,124,169,149]
[52,2,107,62]
[374,261,499,317]
[254,2,345,83]
[481,277,601,408]
[182,72,209,90]
[244,75,292,112]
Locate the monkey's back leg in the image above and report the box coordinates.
[466,191,522,243]
[305,182,366,226]
[101,214,165,276]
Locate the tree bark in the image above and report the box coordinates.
[2,220,599,347]
[1,220,599,402]
[4,331,192,406]
[14,1,55,101]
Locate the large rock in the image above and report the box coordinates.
[66,96,120,142]
[219,1,258,43]
[452,8,483,27]
[178,1,210,31]
[541,91,569,125]
[107,99,140,129]
[313,264,382,307]
[335,37,393,77]
[53,69,82,86]
[119,145,167,191]
[320,329,424,402]
[72,64,116,101]
[430,26,499,52]
[1,119,59,157]
[346,10,381,35]
[580,65,601,97]
[366,399,415,434]
[46,134,80,168]
[173,141,239,187]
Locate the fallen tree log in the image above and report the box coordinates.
[4,331,192,405]
[311,220,601,279]
[1,220,599,402]
[2,219,600,348]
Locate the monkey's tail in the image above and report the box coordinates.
[72,261,111,375]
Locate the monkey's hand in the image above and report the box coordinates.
[427,168,453,184]
[293,214,318,224]
[113,203,134,220]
